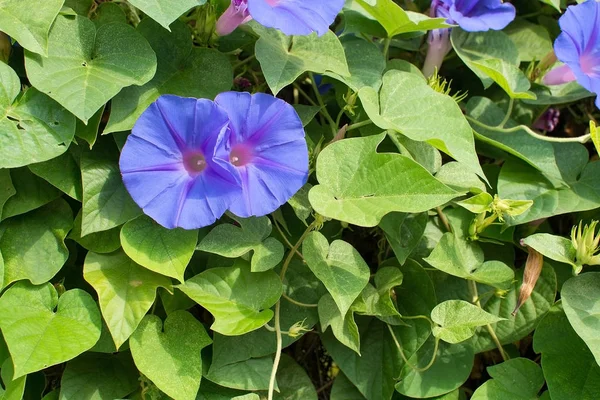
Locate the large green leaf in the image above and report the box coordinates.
[359,70,484,179]
[472,265,557,353]
[431,300,504,344]
[206,357,275,392]
[506,19,553,62]
[353,0,451,37]
[379,212,427,265]
[178,261,283,336]
[309,134,459,227]
[0,0,63,55]
[253,23,350,94]
[198,216,284,273]
[330,372,365,400]
[561,273,600,365]
[0,62,76,169]
[121,215,198,282]
[326,36,385,92]
[0,358,26,400]
[83,250,171,349]
[68,211,122,254]
[270,355,318,400]
[105,19,232,133]
[534,304,600,400]
[521,233,577,270]
[0,169,16,221]
[128,0,206,30]
[28,149,82,200]
[0,199,72,287]
[0,282,101,378]
[471,58,536,99]
[303,231,370,316]
[1,167,62,221]
[25,15,157,122]
[130,311,212,400]
[59,353,139,400]
[471,358,544,400]
[80,140,141,236]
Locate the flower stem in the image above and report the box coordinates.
[346,119,374,132]
[386,324,440,372]
[308,73,337,135]
[282,293,318,308]
[383,37,392,60]
[468,279,508,361]
[497,98,515,128]
[233,54,255,70]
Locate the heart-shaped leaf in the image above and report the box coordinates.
[83,250,171,349]
[0,0,64,56]
[0,63,76,169]
[128,0,206,30]
[318,294,361,355]
[0,282,101,378]
[431,300,505,344]
[309,134,459,227]
[130,311,212,400]
[121,215,198,282]
[198,215,284,273]
[178,261,282,336]
[1,168,61,221]
[1,199,73,287]
[471,358,544,400]
[25,15,157,122]
[303,231,370,316]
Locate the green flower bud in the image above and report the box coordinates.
[571,220,600,270]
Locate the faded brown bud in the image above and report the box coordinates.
[512,243,544,316]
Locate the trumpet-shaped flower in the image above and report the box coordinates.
[216,0,344,37]
[214,91,309,218]
[438,0,516,32]
[543,0,600,109]
[119,96,241,230]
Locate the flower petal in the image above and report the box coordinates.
[247,0,344,36]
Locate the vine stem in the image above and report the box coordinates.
[497,98,515,128]
[468,280,509,361]
[346,119,374,132]
[467,115,592,144]
[308,72,338,136]
[267,223,316,400]
[386,324,440,372]
[383,37,392,60]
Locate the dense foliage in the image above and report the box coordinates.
[0,0,599,399]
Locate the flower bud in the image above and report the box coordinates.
[571,220,600,272]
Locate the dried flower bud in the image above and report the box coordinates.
[512,243,544,316]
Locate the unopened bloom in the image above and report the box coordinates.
[543,0,600,109]
[533,108,560,132]
[571,220,600,271]
[214,92,309,217]
[120,96,240,230]
[216,0,344,37]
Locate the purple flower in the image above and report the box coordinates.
[533,108,560,132]
[216,0,344,37]
[214,92,309,218]
[119,96,241,230]
[437,0,516,32]
[543,0,600,109]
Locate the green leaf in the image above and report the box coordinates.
[68,211,121,254]
[534,303,600,400]
[253,24,350,94]
[521,233,577,269]
[130,311,212,400]
[379,212,427,265]
[83,250,171,349]
[0,169,16,221]
[121,215,198,282]
[319,293,361,354]
[198,216,284,273]
[435,161,486,194]
[1,358,26,400]
[561,273,600,365]
[330,372,365,400]
[506,20,553,62]
[28,149,82,200]
[354,266,404,325]
[128,0,206,30]
[471,358,544,400]
[472,265,557,353]
[75,104,104,148]
[80,140,141,236]
[431,300,504,344]
[395,340,474,398]
[0,282,101,378]
[0,64,76,168]
[1,167,61,221]
[425,232,514,288]
[591,121,599,155]
[178,261,283,336]
[354,0,451,37]
[0,0,64,55]
[1,199,72,287]
[451,29,519,89]
[287,183,313,224]
[538,0,561,11]
[59,353,139,400]
[105,19,232,133]
[470,58,536,100]
[526,81,594,106]
[270,355,317,400]
[25,15,157,122]
[64,0,93,15]
[309,134,459,227]
[359,70,484,179]
[206,357,275,392]
[455,192,494,214]
[303,231,370,316]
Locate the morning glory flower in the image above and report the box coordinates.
[120,96,241,230]
[214,91,309,218]
[542,0,600,109]
[216,0,344,37]
[423,0,516,77]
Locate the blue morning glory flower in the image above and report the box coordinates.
[543,0,600,109]
[437,0,516,32]
[214,92,309,218]
[119,96,241,230]
[216,0,344,37]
